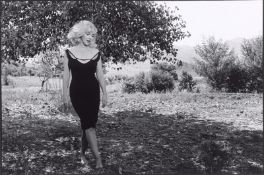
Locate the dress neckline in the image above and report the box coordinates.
[67,49,99,64]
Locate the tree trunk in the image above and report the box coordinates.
[3,66,9,86]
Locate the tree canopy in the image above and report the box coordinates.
[1,1,190,64]
[194,37,237,90]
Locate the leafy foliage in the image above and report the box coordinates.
[241,36,263,93]
[224,62,248,93]
[106,74,133,85]
[178,71,197,92]
[194,37,238,91]
[122,70,175,93]
[150,70,175,92]
[134,72,153,93]
[151,62,178,80]
[194,36,263,93]
[241,36,263,70]
[122,81,137,94]
[36,50,64,88]
[2,1,190,64]
[122,72,151,94]
[1,61,36,78]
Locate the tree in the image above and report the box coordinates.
[34,50,63,89]
[241,36,263,92]
[241,36,263,69]
[1,1,190,64]
[178,71,197,92]
[194,37,237,91]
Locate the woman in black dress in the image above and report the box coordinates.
[63,20,107,169]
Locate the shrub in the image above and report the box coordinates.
[151,62,178,80]
[178,71,197,92]
[225,63,248,93]
[134,72,151,93]
[106,74,134,85]
[122,70,175,93]
[122,81,137,93]
[245,68,263,93]
[150,70,175,92]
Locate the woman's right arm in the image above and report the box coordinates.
[63,51,71,102]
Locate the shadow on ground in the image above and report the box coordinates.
[2,109,263,175]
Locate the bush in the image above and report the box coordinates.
[106,74,134,85]
[245,67,263,93]
[122,81,137,93]
[220,61,262,93]
[133,72,153,93]
[151,62,178,80]
[150,70,175,92]
[178,71,197,92]
[122,70,175,93]
[225,63,248,92]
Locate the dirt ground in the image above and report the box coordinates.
[2,81,263,175]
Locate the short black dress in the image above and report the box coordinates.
[66,49,100,130]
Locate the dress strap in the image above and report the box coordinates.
[93,52,100,62]
[66,49,78,60]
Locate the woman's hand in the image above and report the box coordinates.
[102,93,108,108]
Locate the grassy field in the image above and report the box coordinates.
[2,75,263,175]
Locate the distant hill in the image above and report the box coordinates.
[174,37,246,63]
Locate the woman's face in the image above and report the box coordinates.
[81,31,96,47]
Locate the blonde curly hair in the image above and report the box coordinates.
[67,20,98,48]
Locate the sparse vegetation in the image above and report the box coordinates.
[178,71,197,92]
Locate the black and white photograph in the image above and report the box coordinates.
[1,1,263,174]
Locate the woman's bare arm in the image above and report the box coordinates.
[63,51,71,100]
[96,57,107,95]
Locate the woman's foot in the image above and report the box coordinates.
[80,153,89,166]
[95,157,103,169]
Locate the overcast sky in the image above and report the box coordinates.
[156,0,263,46]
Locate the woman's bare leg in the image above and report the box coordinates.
[80,130,89,165]
[81,130,89,154]
[85,128,103,168]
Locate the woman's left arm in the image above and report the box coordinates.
[96,57,108,107]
